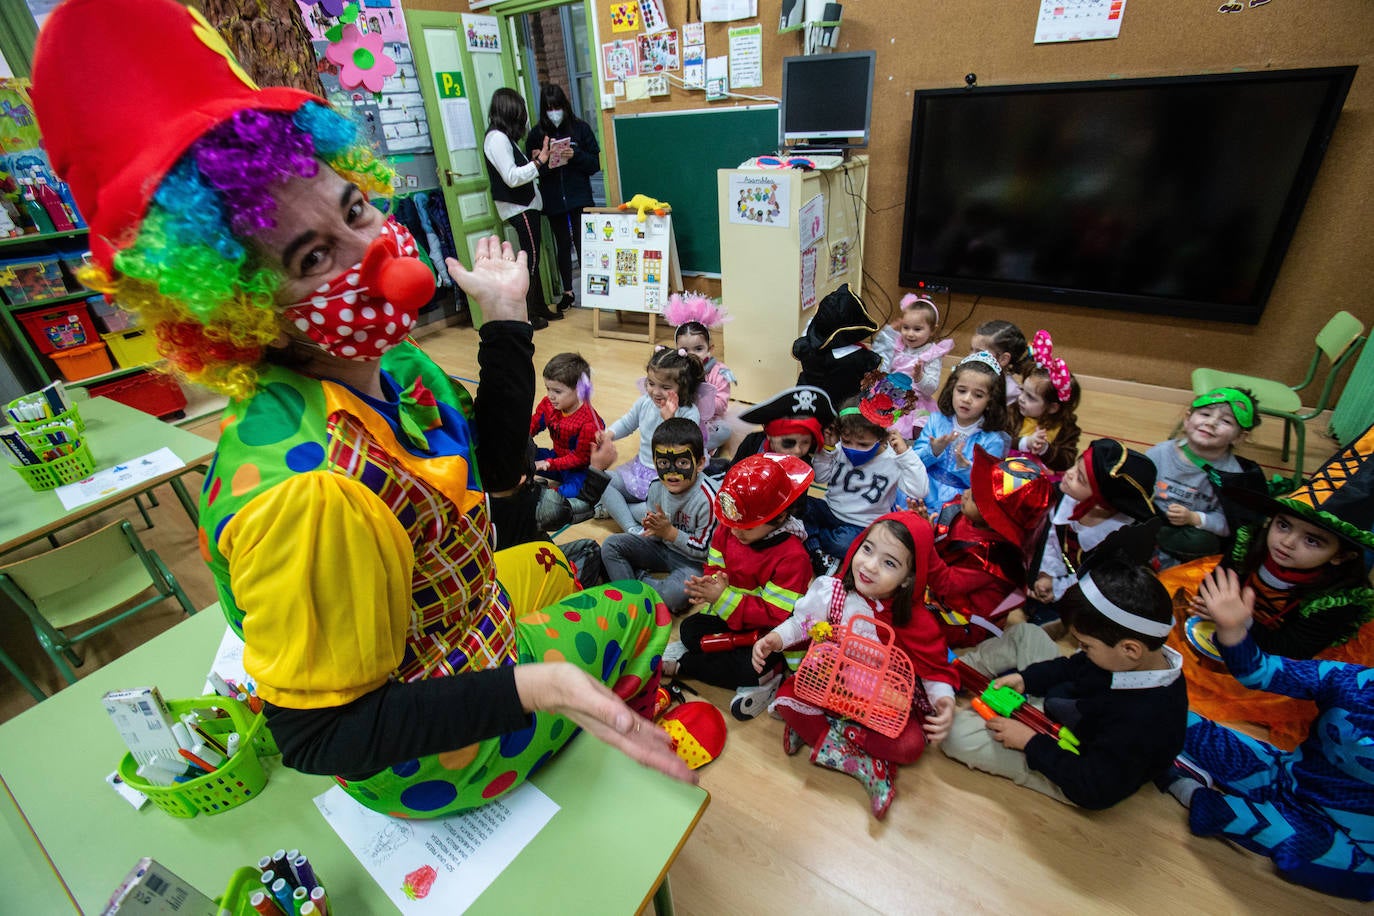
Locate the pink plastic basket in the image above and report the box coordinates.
[792,615,916,738]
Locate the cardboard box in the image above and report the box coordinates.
[100,858,218,916]
[102,686,181,767]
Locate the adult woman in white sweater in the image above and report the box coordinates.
[484,87,562,328]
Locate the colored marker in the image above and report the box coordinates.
[191,742,226,767]
[208,672,235,697]
[249,890,285,916]
[226,733,242,758]
[299,903,316,916]
[170,722,195,752]
[259,869,275,890]
[177,747,217,773]
[292,886,308,915]
[292,855,316,889]
[309,886,328,916]
[271,877,293,913]
[257,855,273,874]
[135,763,175,787]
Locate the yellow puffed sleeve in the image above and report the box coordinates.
[219,471,415,709]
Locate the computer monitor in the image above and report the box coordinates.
[779,51,876,150]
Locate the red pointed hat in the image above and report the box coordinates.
[659,701,727,770]
[970,447,1054,547]
[30,0,318,272]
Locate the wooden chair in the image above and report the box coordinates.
[1192,310,1365,485]
[0,521,196,687]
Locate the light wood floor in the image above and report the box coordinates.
[0,308,1359,914]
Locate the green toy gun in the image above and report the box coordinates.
[954,657,1081,755]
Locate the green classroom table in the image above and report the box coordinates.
[0,608,709,914]
[0,396,217,554]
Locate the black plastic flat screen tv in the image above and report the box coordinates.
[897,68,1356,324]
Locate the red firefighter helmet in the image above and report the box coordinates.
[714,453,814,529]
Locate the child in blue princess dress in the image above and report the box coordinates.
[914,351,1012,514]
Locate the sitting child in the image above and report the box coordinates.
[942,535,1189,810]
[600,418,718,614]
[666,292,737,454]
[800,399,929,571]
[1159,566,1374,902]
[530,352,606,523]
[1146,386,1268,567]
[1008,330,1082,475]
[1028,439,1159,617]
[869,294,953,436]
[914,351,1012,514]
[599,346,705,530]
[927,448,1053,647]
[1157,423,1374,749]
[792,283,881,408]
[729,384,835,467]
[666,453,815,719]
[970,318,1033,401]
[754,512,957,820]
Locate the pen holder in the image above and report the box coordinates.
[9,437,94,491]
[117,696,273,818]
[8,400,84,434]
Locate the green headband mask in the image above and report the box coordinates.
[1191,388,1256,430]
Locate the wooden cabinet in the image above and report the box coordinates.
[717,156,868,403]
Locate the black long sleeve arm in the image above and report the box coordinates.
[473,319,535,493]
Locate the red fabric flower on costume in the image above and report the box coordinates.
[535,547,559,572]
[326,23,396,92]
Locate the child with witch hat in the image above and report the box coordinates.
[1158,421,1374,749]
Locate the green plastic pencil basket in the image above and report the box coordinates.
[9,438,94,491]
[216,867,263,916]
[8,401,84,434]
[117,696,276,818]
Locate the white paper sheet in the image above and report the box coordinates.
[54,447,185,510]
[315,783,559,913]
[1035,0,1126,43]
[799,194,825,250]
[727,24,762,89]
[204,625,248,696]
[439,97,477,152]
[701,0,756,21]
[705,56,729,100]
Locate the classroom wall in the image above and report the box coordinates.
[586,0,1374,392]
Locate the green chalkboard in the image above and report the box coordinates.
[613,106,779,275]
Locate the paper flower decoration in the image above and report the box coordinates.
[808,621,834,642]
[325,23,396,93]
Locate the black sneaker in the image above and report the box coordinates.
[529,313,549,330]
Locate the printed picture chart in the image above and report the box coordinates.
[580,210,675,313]
[1035,0,1126,43]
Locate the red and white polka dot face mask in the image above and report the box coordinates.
[282,220,436,361]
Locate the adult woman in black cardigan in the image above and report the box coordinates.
[484,87,562,328]
[526,84,601,312]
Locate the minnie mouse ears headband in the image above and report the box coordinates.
[1029,330,1073,402]
[898,293,939,326]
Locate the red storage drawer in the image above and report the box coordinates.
[87,370,187,418]
[17,300,98,354]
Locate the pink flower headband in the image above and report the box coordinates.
[654,345,690,357]
[1030,330,1073,402]
[899,293,939,326]
[663,291,729,329]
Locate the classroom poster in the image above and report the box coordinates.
[682,45,706,89]
[580,211,672,313]
[636,30,680,73]
[461,14,501,52]
[801,245,818,311]
[727,24,762,88]
[603,39,638,80]
[1034,0,1126,43]
[638,0,671,33]
[728,173,789,228]
[315,783,558,913]
[610,0,641,32]
[705,56,729,100]
[683,21,706,44]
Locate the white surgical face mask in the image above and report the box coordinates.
[548,109,565,127]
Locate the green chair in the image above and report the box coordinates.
[0,521,196,687]
[1192,310,1366,485]
[0,641,45,702]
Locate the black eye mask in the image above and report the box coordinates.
[654,446,697,481]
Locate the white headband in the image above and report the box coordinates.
[1078,572,1173,638]
[959,350,1002,376]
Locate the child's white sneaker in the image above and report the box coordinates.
[730,670,783,721]
[663,640,688,663]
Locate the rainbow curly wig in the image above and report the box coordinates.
[78,103,393,399]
